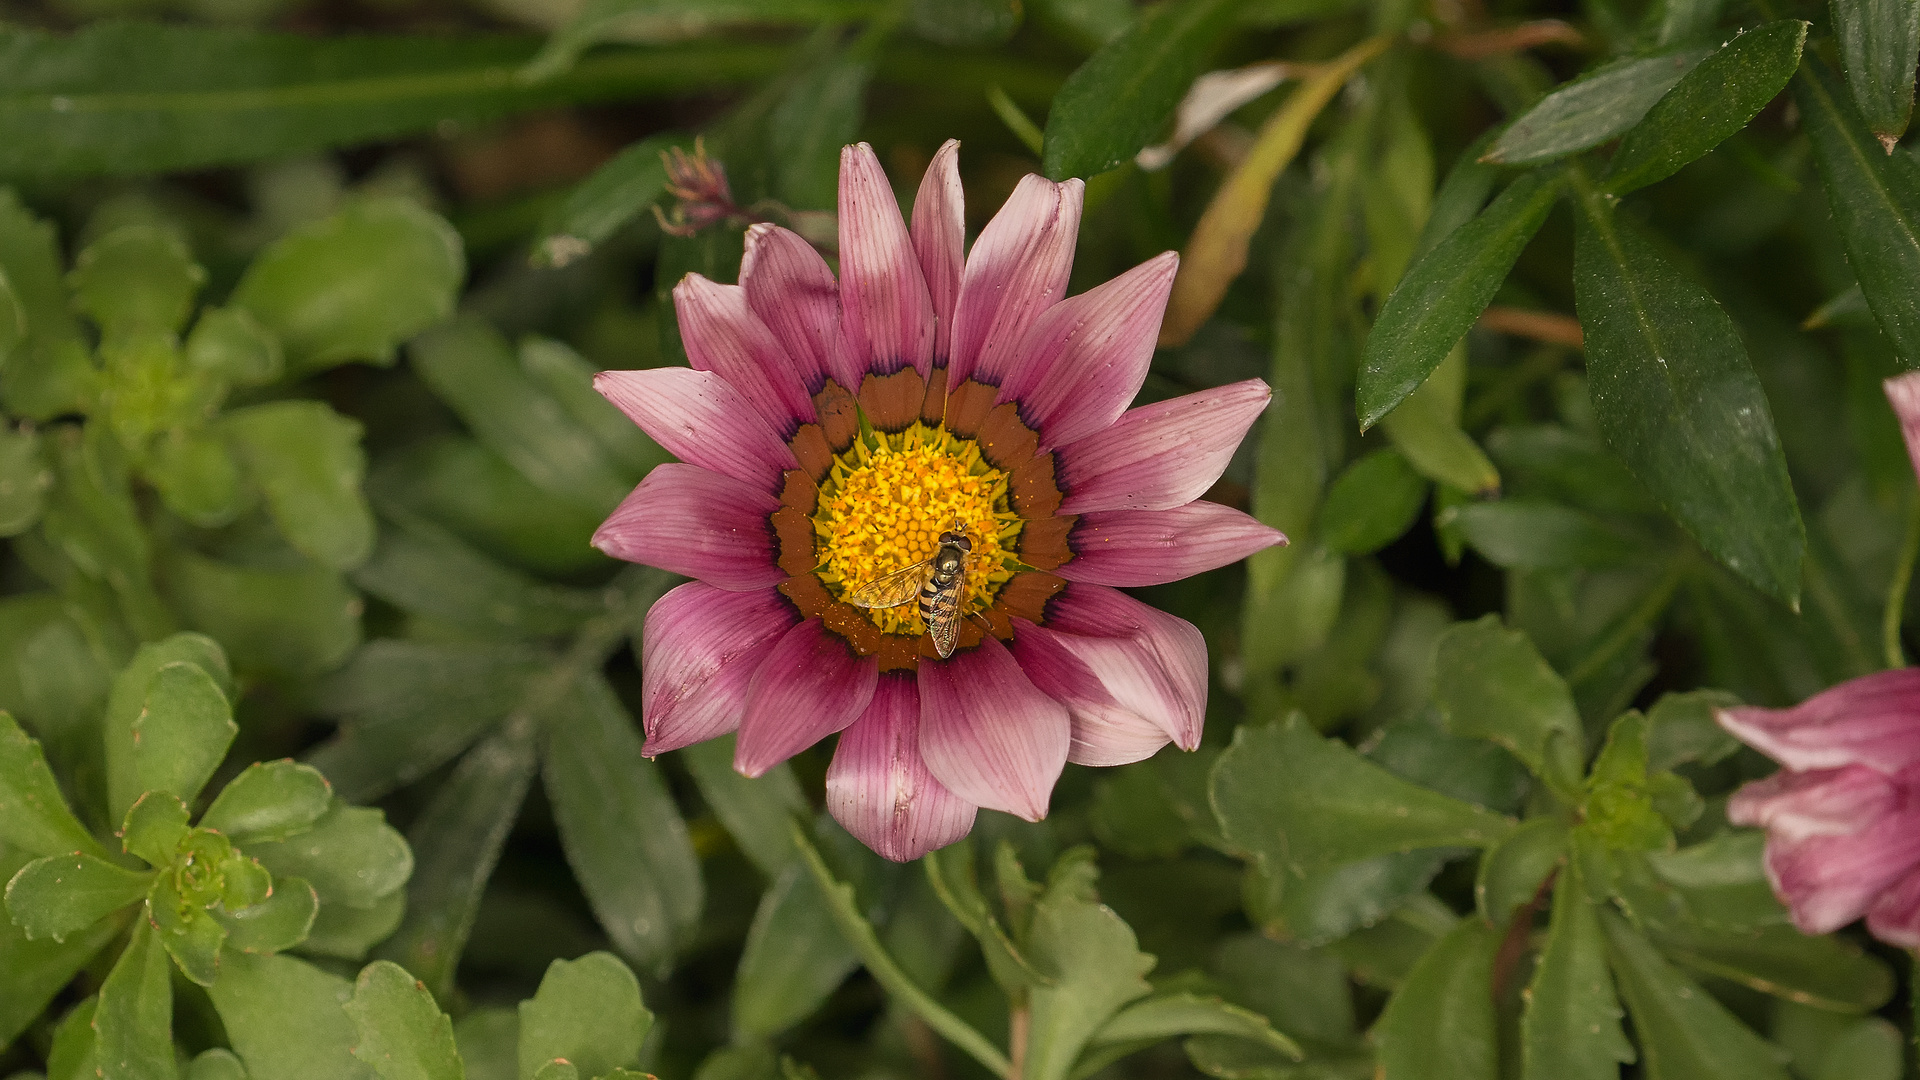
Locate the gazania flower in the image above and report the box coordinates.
[592,141,1283,861]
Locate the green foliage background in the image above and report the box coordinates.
[0,0,1918,1077]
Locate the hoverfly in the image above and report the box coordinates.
[846,525,981,659]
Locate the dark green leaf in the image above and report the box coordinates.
[1319,451,1429,556]
[231,198,462,375]
[522,0,871,83]
[518,952,650,1080]
[1604,22,1808,195]
[770,54,872,211]
[1649,922,1894,1012]
[161,550,361,678]
[126,661,236,811]
[67,224,204,339]
[910,0,1021,44]
[1797,58,1920,369]
[1041,0,1241,179]
[1432,616,1586,800]
[1485,48,1712,165]
[93,919,175,1080]
[351,515,604,641]
[1371,919,1499,1080]
[121,792,190,868]
[217,877,319,956]
[1087,993,1302,1060]
[681,735,807,878]
[1833,0,1920,143]
[923,839,1048,993]
[1572,188,1804,605]
[0,710,108,858]
[732,859,860,1040]
[48,994,101,1080]
[516,337,667,480]
[1643,689,1741,771]
[1521,862,1632,1080]
[1449,499,1638,569]
[533,133,689,268]
[0,425,50,537]
[345,960,463,1080]
[1474,816,1568,924]
[201,761,333,845]
[207,951,370,1080]
[300,890,406,962]
[1601,911,1790,1080]
[248,802,411,911]
[1357,162,1559,428]
[543,675,701,973]
[0,848,123,1046]
[4,852,152,941]
[223,402,374,572]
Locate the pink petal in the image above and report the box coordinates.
[826,672,978,862]
[594,368,796,492]
[996,252,1178,450]
[1012,622,1190,766]
[1057,380,1272,513]
[917,636,1069,822]
[734,618,880,777]
[949,173,1084,388]
[1866,869,1920,948]
[838,143,935,380]
[674,274,817,435]
[1039,583,1208,752]
[592,463,783,590]
[640,583,796,755]
[1716,669,1920,772]
[1884,370,1920,482]
[910,140,965,366]
[1725,765,1897,843]
[1762,809,1920,934]
[741,223,859,392]
[1059,501,1287,587]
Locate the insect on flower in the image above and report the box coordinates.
[845,520,986,659]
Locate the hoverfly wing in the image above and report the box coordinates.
[847,559,932,609]
[925,559,968,659]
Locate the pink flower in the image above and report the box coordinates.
[592,141,1283,861]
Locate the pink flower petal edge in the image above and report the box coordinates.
[1884,370,1920,482]
[594,368,796,492]
[1725,764,1896,843]
[1715,668,1920,772]
[1761,810,1920,935]
[641,583,797,756]
[1060,502,1288,588]
[675,274,817,435]
[911,139,965,366]
[950,173,1084,387]
[741,222,857,392]
[826,673,977,862]
[917,635,1070,822]
[592,464,785,591]
[1057,379,1272,513]
[735,618,880,777]
[838,142,935,381]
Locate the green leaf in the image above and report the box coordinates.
[681,736,807,878]
[1601,911,1790,1080]
[769,53,873,211]
[147,872,228,986]
[161,550,361,678]
[67,225,204,339]
[369,437,606,578]
[1432,616,1585,799]
[248,802,412,910]
[1644,832,1786,930]
[1448,500,1638,569]
[127,661,237,812]
[93,919,177,1080]
[231,198,462,375]
[1833,0,1920,144]
[121,793,191,868]
[453,1009,517,1080]
[517,952,650,1080]
[0,24,785,179]
[0,192,91,421]
[302,890,406,961]
[0,710,108,859]
[0,426,50,537]
[522,0,870,84]
[1087,993,1302,1060]
[1521,862,1632,1080]
[1649,922,1894,1012]
[223,401,374,572]
[1572,186,1804,605]
[216,876,319,955]
[48,995,102,1080]
[350,515,605,641]
[1377,347,1501,495]
[103,635,232,825]
[0,268,23,369]
[201,761,333,846]
[1485,48,1713,165]
[533,133,690,268]
[1813,1019,1902,1080]
[185,1050,247,1080]
[1474,816,1568,924]
[1604,22,1808,195]
[186,308,283,387]
[529,1065,575,1080]
[345,960,464,1080]
[1371,919,1499,1080]
[732,859,860,1040]
[543,676,701,973]
[409,318,631,512]
[1021,854,1155,1080]
[1211,715,1516,876]
[0,852,122,1047]
[1643,690,1742,771]
[516,338,667,480]
[911,0,1021,44]
[1319,450,1429,556]
[207,951,371,1080]
[4,853,152,941]
[1040,0,1241,179]
[144,429,243,530]
[923,839,1049,994]
[1797,58,1920,369]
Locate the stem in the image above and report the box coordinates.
[1007,1005,1030,1080]
[1885,490,1920,669]
[793,823,1012,1078]
[1490,867,1559,1003]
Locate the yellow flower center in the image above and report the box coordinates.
[813,423,1022,637]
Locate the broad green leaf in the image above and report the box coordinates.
[231,199,462,375]
[302,890,406,961]
[102,635,231,825]
[1650,923,1894,1012]
[0,848,123,1046]
[0,268,22,368]
[1040,0,1241,179]
[1211,715,1515,878]
[186,1050,247,1080]
[161,550,362,678]
[1572,189,1804,605]
[769,53,872,211]
[4,853,152,941]
[453,1009,517,1080]
[67,224,204,339]
[1370,919,1499,1080]
[0,192,91,421]
[1797,58,1920,369]
[732,859,860,1040]
[543,677,701,973]
[533,133,689,267]
[522,0,871,83]
[1604,22,1808,195]
[216,877,319,956]
[249,802,411,910]
[1432,616,1585,799]
[1814,1019,1902,1080]
[201,760,333,845]
[0,710,107,858]
[207,951,372,1080]
[0,425,50,537]
[345,960,463,1080]
[121,792,190,868]
[1449,500,1637,569]
[911,0,1021,44]
[1474,816,1568,924]
[681,735,807,878]
[1485,48,1712,165]
[410,318,632,512]
[93,920,176,1080]
[126,661,237,812]
[1644,832,1786,930]
[923,839,1048,993]
[517,953,650,1080]
[0,24,786,179]
[186,308,283,387]
[1833,0,1920,144]
[1022,854,1155,1080]
[144,429,243,530]
[376,723,537,1001]
[1521,863,1632,1080]
[1601,912,1790,1080]
[1378,347,1500,495]
[350,514,604,640]
[223,401,374,572]
[517,338,667,479]
[1087,993,1302,1060]
[307,641,547,803]
[48,995,101,1080]
[1319,450,1428,556]
[1643,689,1742,771]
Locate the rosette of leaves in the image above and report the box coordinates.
[0,632,411,1071]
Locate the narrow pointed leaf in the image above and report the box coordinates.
[1087,993,1302,1058]
[1371,919,1500,1080]
[0,710,108,859]
[1485,48,1713,165]
[1648,923,1894,1012]
[1522,863,1632,1080]
[1832,0,1920,144]
[533,133,691,268]
[1601,911,1790,1080]
[681,736,807,879]
[732,859,859,1040]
